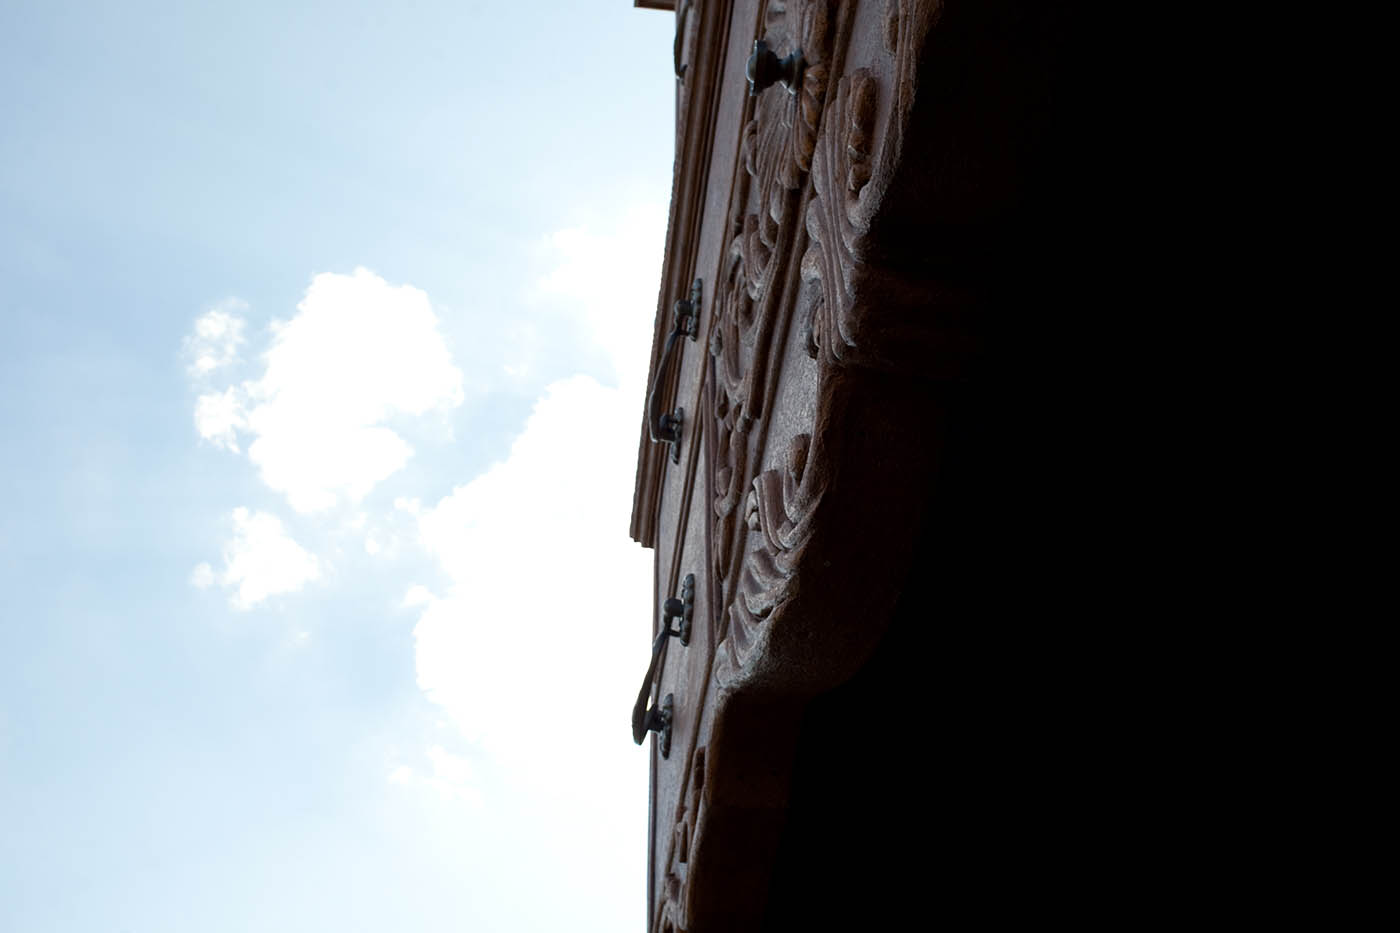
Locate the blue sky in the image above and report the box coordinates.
[1,3,674,930]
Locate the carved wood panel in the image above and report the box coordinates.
[639,2,965,929]
[704,0,956,693]
[706,0,846,676]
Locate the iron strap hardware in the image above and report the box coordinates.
[631,573,695,759]
[746,39,805,96]
[646,279,702,464]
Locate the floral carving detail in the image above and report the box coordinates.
[801,68,879,364]
[710,0,948,685]
[709,0,838,588]
[709,240,755,586]
[801,0,944,369]
[717,432,823,681]
[736,0,835,305]
[654,746,707,933]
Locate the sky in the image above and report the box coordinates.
[0,2,675,930]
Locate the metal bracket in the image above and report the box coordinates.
[746,39,805,96]
[646,279,702,464]
[631,574,695,755]
[662,573,696,647]
[675,278,702,341]
[639,694,673,759]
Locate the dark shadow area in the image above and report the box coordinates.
[761,3,1110,927]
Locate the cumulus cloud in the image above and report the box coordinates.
[193,387,248,451]
[386,744,480,804]
[531,201,667,382]
[409,375,652,803]
[401,585,434,609]
[184,301,247,377]
[400,205,665,808]
[196,507,321,610]
[182,204,662,836]
[189,562,216,588]
[186,269,464,512]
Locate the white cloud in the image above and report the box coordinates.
[193,387,248,451]
[189,562,216,588]
[181,205,663,831]
[386,744,480,804]
[427,745,474,787]
[202,507,321,610]
[401,584,434,609]
[183,301,247,377]
[410,375,652,803]
[531,201,667,382]
[185,268,464,512]
[401,205,666,810]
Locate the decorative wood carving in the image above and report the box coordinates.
[653,745,707,933]
[801,0,945,372]
[800,67,879,366]
[737,0,834,304]
[706,1,952,693]
[707,0,842,640]
[707,239,753,591]
[716,432,823,681]
[636,1,1071,925]
[798,0,984,380]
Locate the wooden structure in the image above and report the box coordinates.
[631,2,1079,928]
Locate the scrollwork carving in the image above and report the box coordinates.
[653,746,707,933]
[717,432,823,681]
[709,0,949,686]
[801,67,879,364]
[736,0,834,305]
[801,0,947,371]
[707,0,843,660]
[709,239,755,586]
